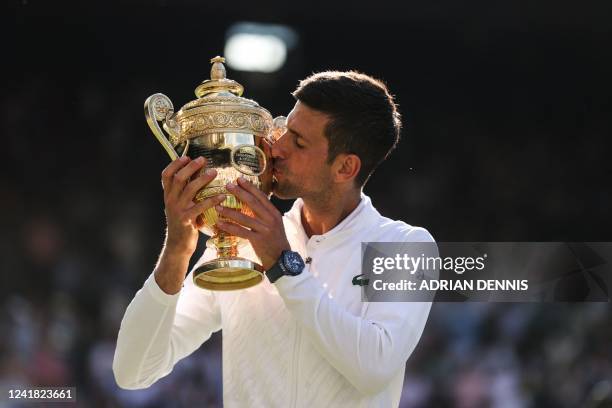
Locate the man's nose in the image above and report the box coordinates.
[271,134,288,159]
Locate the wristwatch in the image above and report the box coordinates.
[266,250,305,283]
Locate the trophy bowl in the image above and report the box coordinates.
[144,56,284,291]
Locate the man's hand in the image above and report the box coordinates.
[155,156,226,295]
[215,177,290,270]
[161,156,225,257]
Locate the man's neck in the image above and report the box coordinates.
[300,189,362,238]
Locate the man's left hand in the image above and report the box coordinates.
[215,177,290,270]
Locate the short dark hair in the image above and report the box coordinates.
[292,71,402,186]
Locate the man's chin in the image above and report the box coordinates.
[271,181,298,200]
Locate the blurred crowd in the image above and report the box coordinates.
[2,52,611,407]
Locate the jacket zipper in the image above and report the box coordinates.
[290,323,302,407]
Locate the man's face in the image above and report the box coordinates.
[271,101,334,200]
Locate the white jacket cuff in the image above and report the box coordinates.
[144,273,181,306]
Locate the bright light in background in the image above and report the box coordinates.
[224,23,298,73]
[225,34,286,73]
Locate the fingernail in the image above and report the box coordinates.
[226,183,236,190]
[196,157,204,163]
[205,168,216,176]
[238,176,247,183]
[180,156,189,162]
[217,194,226,201]
[215,205,223,212]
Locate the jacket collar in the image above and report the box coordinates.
[283,192,380,246]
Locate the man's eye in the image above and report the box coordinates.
[294,136,305,149]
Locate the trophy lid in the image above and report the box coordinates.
[174,56,272,140]
[179,56,263,111]
[194,56,244,98]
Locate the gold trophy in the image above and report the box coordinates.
[144,56,285,291]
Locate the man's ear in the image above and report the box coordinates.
[333,153,361,183]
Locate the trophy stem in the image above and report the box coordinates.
[214,232,238,259]
[193,230,264,291]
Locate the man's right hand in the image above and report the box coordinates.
[155,156,225,294]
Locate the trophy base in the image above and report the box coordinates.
[193,257,264,291]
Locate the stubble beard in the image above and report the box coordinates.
[272,172,334,206]
[272,177,301,200]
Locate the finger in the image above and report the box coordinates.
[216,205,266,232]
[169,157,207,201]
[161,156,190,198]
[236,176,275,211]
[226,182,274,223]
[185,194,226,220]
[216,220,255,241]
[179,168,218,208]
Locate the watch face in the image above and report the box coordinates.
[282,251,305,275]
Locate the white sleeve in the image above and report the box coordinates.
[112,249,222,389]
[274,227,436,396]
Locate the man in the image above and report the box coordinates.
[113,71,435,407]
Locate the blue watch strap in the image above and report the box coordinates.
[266,258,286,283]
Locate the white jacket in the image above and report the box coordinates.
[113,193,435,407]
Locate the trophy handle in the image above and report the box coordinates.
[269,116,287,144]
[144,93,184,161]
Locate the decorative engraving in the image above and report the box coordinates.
[250,114,264,130]
[183,95,260,110]
[151,95,173,120]
[233,113,247,127]
[176,110,272,143]
[213,112,229,127]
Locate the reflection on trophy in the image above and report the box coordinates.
[144,56,286,291]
